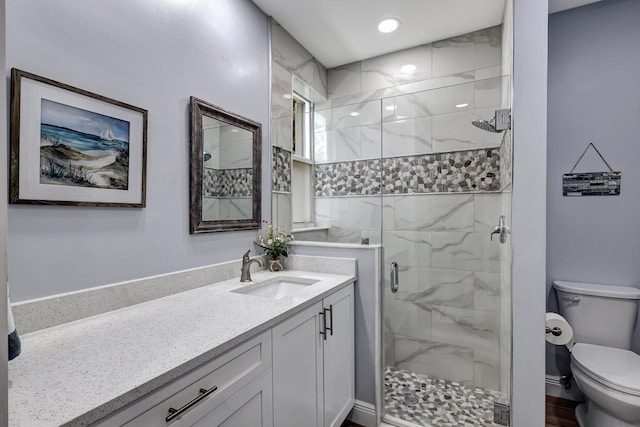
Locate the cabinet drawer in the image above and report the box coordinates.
[97,330,271,426]
[192,369,273,427]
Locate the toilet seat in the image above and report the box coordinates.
[572,343,640,397]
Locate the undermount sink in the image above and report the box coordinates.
[233,277,320,299]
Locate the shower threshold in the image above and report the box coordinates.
[384,366,508,427]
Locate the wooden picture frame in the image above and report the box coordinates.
[189,96,262,233]
[10,68,148,207]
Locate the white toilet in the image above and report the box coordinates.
[554,280,640,427]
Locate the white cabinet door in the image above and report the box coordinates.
[272,285,355,427]
[193,369,273,427]
[322,284,355,427]
[272,301,324,427]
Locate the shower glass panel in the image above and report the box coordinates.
[381,77,512,426]
[306,75,513,425]
[307,98,383,245]
[300,22,514,423]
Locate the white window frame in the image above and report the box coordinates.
[291,92,315,230]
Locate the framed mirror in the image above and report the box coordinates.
[189,97,261,233]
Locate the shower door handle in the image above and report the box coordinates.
[390,262,399,293]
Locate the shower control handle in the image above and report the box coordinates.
[490,215,510,244]
[390,262,399,293]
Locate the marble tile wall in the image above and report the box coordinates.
[203,198,253,221]
[267,23,511,391]
[271,19,327,98]
[307,25,509,392]
[499,130,512,191]
[270,18,328,233]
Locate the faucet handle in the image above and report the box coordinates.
[243,249,251,261]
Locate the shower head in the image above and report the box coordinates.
[471,118,502,133]
[471,108,511,133]
[203,152,212,162]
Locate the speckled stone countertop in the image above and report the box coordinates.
[8,267,355,426]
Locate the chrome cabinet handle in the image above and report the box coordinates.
[319,310,327,340]
[390,262,399,293]
[562,296,581,303]
[166,385,218,422]
[326,305,333,336]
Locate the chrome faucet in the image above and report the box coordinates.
[240,250,263,282]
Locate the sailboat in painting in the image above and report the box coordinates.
[100,126,115,141]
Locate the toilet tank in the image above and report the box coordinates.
[553,281,640,350]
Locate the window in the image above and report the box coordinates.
[291,93,314,229]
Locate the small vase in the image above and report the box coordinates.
[268,259,283,272]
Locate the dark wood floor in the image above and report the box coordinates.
[342,396,580,427]
[546,396,580,427]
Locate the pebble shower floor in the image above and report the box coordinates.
[384,366,508,427]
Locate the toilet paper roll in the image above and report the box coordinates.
[546,312,574,348]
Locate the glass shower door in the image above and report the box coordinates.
[381,78,512,426]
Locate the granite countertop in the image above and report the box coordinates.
[8,269,355,426]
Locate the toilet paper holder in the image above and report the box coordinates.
[546,326,562,336]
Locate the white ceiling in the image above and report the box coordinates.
[251,0,604,69]
[252,0,505,68]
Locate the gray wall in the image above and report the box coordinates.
[511,0,547,424]
[6,0,270,301]
[547,0,640,376]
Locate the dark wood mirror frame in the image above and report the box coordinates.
[189,97,262,233]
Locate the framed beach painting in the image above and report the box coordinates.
[9,69,147,207]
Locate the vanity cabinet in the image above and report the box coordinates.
[95,331,272,427]
[93,283,353,427]
[272,284,355,427]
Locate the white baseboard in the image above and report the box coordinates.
[545,374,584,402]
[349,399,376,427]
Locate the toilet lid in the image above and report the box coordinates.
[572,343,640,396]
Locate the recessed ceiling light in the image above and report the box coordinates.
[378,18,400,33]
[350,112,360,117]
[456,103,469,108]
[385,105,396,111]
[283,94,292,99]
[400,64,417,74]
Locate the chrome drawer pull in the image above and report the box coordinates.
[562,296,581,303]
[166,385,218,422]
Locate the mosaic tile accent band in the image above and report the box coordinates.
[315,148,500,197]
[272,146,292,193]
[315,159,382,196]
[385,366,507,427]
[203,167,253,197]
